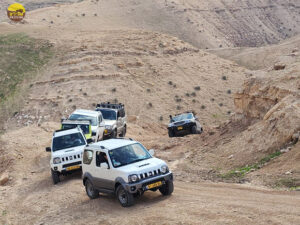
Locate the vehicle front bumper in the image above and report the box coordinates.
[123,172,173,193]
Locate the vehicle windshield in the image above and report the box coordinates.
[108,143,151,168]
[52,133,86,152]
[62,124,90,134]
[69,114,97,126]
[171,113,193,122]
[98,109,117,120]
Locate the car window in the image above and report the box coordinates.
[98,109,117,120]
[83,150,93,164]
[172,113,193,122]
[52,133,86,152]
[108,143,151,168]
[69,114,97,126]
[96,151,109,167]
[62,124,89,134]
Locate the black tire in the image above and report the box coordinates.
[85,179,99,199]
[159,181,174,196]
[116,185,134,207]
[51,169,60,185]
[111,129,117,138]
[191,125,197,134]
[119,126,126,137]
[168,129,174,138]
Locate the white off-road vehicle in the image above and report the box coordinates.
[69,109,105,142]
[95,102,127,138]
[46,127,91,184]
[82,138,174,207]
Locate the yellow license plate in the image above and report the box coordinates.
[177,126,183,130]
[147,181,162,189]
[66,165,80,171]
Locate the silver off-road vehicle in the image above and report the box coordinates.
[95,102,127,138]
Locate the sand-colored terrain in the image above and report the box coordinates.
[0,0,299,224]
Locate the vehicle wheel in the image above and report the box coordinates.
[51,169,60,185]
[168,130,174,138]
[159,181,174,196]
[119,126,126,137]
[111,129,117,138]
[85,179,99,199]
[116,185,134,207]
[191,125,197,134]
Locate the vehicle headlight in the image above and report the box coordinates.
[128,174,139,183]
[105,125,112,130]
[53,157,61,164]
[161,165,169,174]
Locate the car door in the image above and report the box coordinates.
[93,151,114,190]
[97,114,105,140]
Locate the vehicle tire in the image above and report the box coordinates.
[159,181,174,196]
[85,179,99,199]
[191,125,197,134]
[111,129,117,138]
[119,126,126,137]
[116,185,134,207]
[168,130,174,138]
[51,169,60,185]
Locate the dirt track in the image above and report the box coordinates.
[2,176,300,225]
[0,124,299,225]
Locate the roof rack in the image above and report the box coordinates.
[96,102,125,110]
[61,120,91,125]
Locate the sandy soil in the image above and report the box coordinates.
[0,0,300,224]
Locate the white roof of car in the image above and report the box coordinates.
[88,139,137,151]
[71,109,100,117]
[53,128,82,137]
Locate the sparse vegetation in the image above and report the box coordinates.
[192,99,196,103]
[168,81,173,85]
[191,92,196,97]
[185,93,190,97]
[176,105,182,110]
[194,86,201,91]
[222,75,227,80]
[148,102,153,107]
[111,88,117,92]
[201,105,206,109]
[159,116,163,121]
[0,33,53,129]
[220,151,282,180]
[219,103,223,107]
[147,88,151,93]
[227,89,231,94]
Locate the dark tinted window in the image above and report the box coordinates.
[52,133,86,152]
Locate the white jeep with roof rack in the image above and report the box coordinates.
[46,127,91,184]
[95,102,127,138]
[82,138,174,207]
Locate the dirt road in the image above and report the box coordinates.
[1,175,300,225]
[0,125,299,225]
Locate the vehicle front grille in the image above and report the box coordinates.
[62,161,81,168]
[139,169,161,180]
[61,154,81,162]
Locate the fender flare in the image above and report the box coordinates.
[82,172,94,186]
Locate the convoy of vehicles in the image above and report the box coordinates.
[82,138,173,207]
[95,102,127,138]
[45,101,203,205]
[167,112,203,137]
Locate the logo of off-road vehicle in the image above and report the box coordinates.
[7,3,26,22]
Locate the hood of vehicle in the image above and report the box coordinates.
[116,157,167,175]
[168,119,194,127]
[103,120,116,126]
[51,145,85,158]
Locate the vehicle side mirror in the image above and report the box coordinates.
[149,149,155,156]
[87,139,93,144]
[100,162,109,169]
[46,147,51,152]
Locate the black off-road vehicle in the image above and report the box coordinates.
[167,112,203,137]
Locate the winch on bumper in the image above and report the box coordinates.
[123,172,173,193]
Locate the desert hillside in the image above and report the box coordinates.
[0,0,299,224]
[1,0,300,48]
